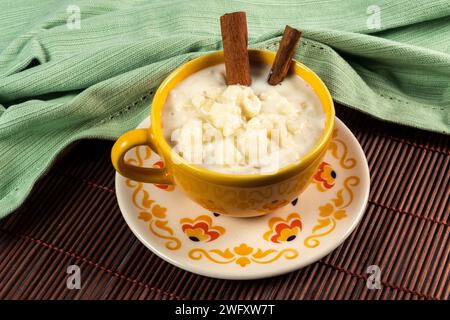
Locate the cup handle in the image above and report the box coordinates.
[111,128,173,185]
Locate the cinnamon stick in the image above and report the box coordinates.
[268,25,301,85]
[220,12,251,86]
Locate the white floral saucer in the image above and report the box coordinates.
[115,117,370,280]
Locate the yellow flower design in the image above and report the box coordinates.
[233,243,253,267]
[234,243,253,255]
[305,176,360,248]
[263,213,302,243]
[130,146,181,250]
[313,162,337,192]
[180,215,225,242]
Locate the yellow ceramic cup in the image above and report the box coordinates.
[111,49,335,217]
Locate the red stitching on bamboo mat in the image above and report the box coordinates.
[55,171,116,195]
[0,228,186,300]
[375,132,449,156]
[368,200,449,228]
[0,228,440,300]
[83,180,115,194]
[318,260,437,300]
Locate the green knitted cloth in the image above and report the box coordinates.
[0,0,449,217]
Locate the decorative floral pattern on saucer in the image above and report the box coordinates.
[115,117,370,280]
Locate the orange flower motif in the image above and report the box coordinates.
[313,162,337,192]
[180,215,225,242]
[262,199,289,211]
[264,213,302,243]
[152,161,175,191]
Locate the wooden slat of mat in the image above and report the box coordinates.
[0,105,448,300]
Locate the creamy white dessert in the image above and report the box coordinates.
[162,63,325,174]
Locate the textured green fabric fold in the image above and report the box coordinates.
[0,0,449,217]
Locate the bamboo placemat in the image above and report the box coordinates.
[0,104,448,300]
